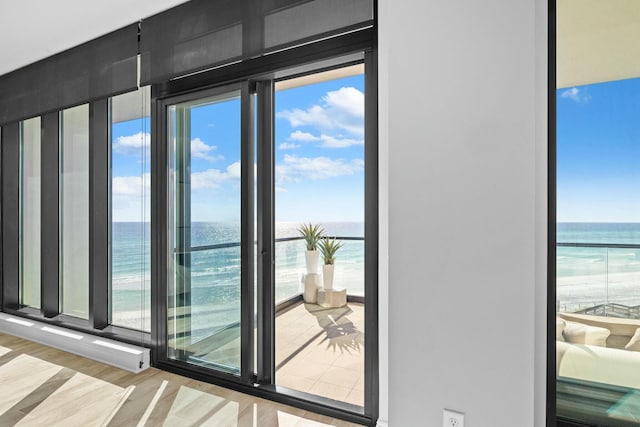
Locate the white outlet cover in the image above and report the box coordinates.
[443,408,464,427]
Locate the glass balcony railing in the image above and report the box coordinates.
[275,236,365,303]
[113,234,364,336]
[557,242,640,317]
[165,235,364,342]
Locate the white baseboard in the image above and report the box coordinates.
[0,313,150,373]
[376,419,389,427]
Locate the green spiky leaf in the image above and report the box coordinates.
[297,223,325,251]
[318,237,343,265]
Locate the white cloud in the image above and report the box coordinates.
[324,86,365,117]
[191,161,241,190]
[113,132,222,161]
[113,132,150,156]
[561,87,591,103]
[285,130,363,148]
[277,86,364,138]
[279,105,330,129]
[113,163,239,195]
[112,173,151,197]
[318,135,363,148]
[290,130,321,142]
[276,154,364,184]
[112,174,151,220]
[191,137,223,161]
[279,142,301,150]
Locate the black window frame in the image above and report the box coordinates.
[548,0,557,426]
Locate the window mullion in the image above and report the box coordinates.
[256,80,275,385]
[89,99,110,329]
[41,112,60,318]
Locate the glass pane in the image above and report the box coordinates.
[167,90,242,374]
[273,66,365,408]
[20,117,41,308]
[557,3,640,424]
[111,87,151,331]
[60,104,89,319]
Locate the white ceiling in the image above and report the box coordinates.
[557,0,640,88]
[0,0,190,77]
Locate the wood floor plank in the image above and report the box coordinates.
[0,354,63,416]
[0,333,363,427]
[3,368,75,417]
[15,372,130,427]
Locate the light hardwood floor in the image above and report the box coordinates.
[0,334,363,427]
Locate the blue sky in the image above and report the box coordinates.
[275,75,364,222]
[112,117,150,222]
[111,74,365,223]
[557,78,640,222]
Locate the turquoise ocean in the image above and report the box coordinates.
[111,222,365,332]
[557,223,640,313]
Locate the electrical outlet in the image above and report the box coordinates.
[443,409,464,427]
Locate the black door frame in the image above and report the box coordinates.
[154,83,254,381]
[150,38,378,426]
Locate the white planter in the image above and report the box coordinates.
[305,250,319,274]
[303,273,320,303]
[322,264,335,290]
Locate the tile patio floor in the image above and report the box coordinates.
[275,302,365,407]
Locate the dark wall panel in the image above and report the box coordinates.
[89,100,110,328]
[140,0,244,85]
[41,113,60,318]
[1,123,20,309]
[139,0,373,85]
[263,0,373,48]
[0,24,138,125]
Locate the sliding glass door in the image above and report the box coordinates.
[157,57,376,422]
[166,87,247,374]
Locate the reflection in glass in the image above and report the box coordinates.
[167,91,242,373]
[111,87,151,331]
[556,5,640,421]
[20,117,41,308]
[60,104,89,319]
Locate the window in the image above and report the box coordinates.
[20,117,41,308]
[111,87,151,331]
[555,2,640,425]
[60,104,89,319]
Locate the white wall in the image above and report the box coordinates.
[378,0,547,425]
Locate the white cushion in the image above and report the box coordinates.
[556,318,566,342]
[563,321,610,347]
[625,328,640,351]
[558,341,640,390]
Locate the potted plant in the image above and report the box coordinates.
[298,223,324,274]
[318,237,343,291]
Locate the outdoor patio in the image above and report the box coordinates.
[275,301,365,407]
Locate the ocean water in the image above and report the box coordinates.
[557,223,640,313]
[111,221,365,332]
